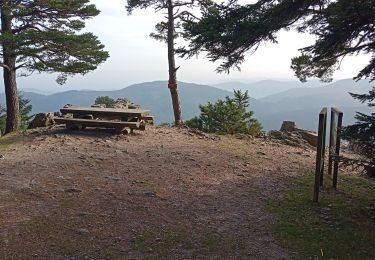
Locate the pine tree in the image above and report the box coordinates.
[185,90,262,135]
[126,0,210,126]
[0,0,109,133]
[179,0,375,175]
[342,88,375,177]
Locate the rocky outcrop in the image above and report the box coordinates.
[113,98,140,109]
[299,130,318,147]
[280,121,296,132]
[28,112,55,129]
[268,121,318,148]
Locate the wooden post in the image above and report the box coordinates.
[320,110,327,187]
[328,109,335,175]
[314,108,327,203]
[333,110,343,189]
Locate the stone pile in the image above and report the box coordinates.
[91,98,140,109]
[113,98,140,109]
[267,121,318,148]
[28,112,55,129]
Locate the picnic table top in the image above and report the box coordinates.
[60,106,150,117]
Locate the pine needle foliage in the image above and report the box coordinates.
[342,88,375,177]
[0,0,109,84]
[186,90,262,135]
[0,0,109,133]
[0,94,32,135]
[179,0,375,83]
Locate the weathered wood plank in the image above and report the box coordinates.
[60,106,150,117]
[54,117,143,129]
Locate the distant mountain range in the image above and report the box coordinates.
[214,79,322,99]
[0,79,373,131]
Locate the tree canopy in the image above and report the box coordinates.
[0,0,109,84]
[179,0,375,83]
[0,0,109,133]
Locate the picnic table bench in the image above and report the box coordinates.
[54,106,153,133]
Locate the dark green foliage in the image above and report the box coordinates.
[0,0,109,84]
[342,87,375,176]
[94,96,116,108]
[179,0,375,82]
[126,0,210,41]
[0,95,32,135]
[185,90,262,135]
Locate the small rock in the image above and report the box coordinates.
[144,191,156,197]
[0,154,4,160]
[236,172,245,177]
[76,228,90,235]
[64,188,82,193]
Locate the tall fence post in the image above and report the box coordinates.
[332,109,343,189]
[328,109,335,175]
[314,108,327,203]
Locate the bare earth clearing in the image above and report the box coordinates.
[0,126,316,259]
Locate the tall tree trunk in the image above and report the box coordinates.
[1,2,20,133]
[167,0,183,126]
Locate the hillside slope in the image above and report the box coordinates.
[1,79,372,131]
[256,79,372,130]
[1,81,241,123]
[214,79,322,98]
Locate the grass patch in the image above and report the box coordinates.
[269,174,375,259]
[133,224,242,259]
[0,132,21,151]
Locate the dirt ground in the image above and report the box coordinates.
[0,126,316,259]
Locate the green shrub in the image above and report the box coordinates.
[94,96,116,108]
[186,90,262,136]
[0,95,32,135]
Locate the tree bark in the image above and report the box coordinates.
[167,0,183,126]
[1,2,20,133]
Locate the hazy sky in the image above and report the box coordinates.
[10,0,372,92]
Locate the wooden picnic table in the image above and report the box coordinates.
[60,106,150,118]
[55,106,153,133]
